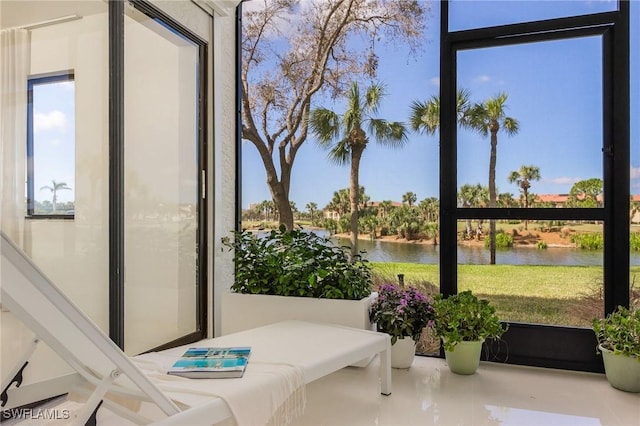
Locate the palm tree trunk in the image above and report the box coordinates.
[523,188,529,230]
[489,129,498,265]
[349,146,364,259]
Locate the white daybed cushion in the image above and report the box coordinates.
[138,320,391,425]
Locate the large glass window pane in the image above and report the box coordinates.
[124,5,200,354]
[27,73,75,216]
[455,36,604,328]
[240,0,441,355]
[457,37,603,210]
[449,0,617,32]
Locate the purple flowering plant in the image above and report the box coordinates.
[369,284,435,345]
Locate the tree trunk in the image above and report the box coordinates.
[489,127,498,265]
[523,188,529,230]
[349,145,365,259]
[268,179,294,230]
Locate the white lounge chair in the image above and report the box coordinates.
[0,232,391,425]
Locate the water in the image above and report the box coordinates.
[323,234,640,266]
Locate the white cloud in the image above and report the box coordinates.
[34,110,67,133]
[630,167,640,179]
[473,75,491,84]
[546,177,581,186]
[429,77,440,87]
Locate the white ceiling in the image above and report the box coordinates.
[1,0,106,30]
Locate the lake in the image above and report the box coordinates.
[328,235,640,266]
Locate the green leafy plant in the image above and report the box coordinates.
[592,306,640,358]
[570,232,604,250]
[432,290,507,352]
[484,231,513,248]
[222,225,372,300]
[369,284,435,345]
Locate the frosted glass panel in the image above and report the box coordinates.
[124,6,200,354]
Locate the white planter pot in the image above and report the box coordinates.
[390,337,416,369]
[221,291,378,367]
[600,345,640,393]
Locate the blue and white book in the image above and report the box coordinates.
[168,347,251,379]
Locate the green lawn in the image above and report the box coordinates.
[371,262,640,328]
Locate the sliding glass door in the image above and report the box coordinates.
[122,1,207,354]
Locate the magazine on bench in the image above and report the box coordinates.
[168,347,251,378]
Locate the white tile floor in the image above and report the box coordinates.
[10,355,640,425]
[96,355,637,426]
[294,356,640,426]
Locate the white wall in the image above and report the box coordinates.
[1,0,239,408]
[210,3,238,337]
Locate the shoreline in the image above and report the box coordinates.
[332,232,576,249]
[242,223,578,249]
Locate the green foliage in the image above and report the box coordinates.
[537,241,548,250]
[369,284,435,345]
[432,290,507,352]
[631,233,640,251]
[592,306,640,358]
[567,178,603,208]
[484,231,513,248]
[570,233,604,250]
[222,225,372,300]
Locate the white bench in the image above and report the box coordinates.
[1,232,390,425]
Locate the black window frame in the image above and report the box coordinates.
[26,71,76,219]
[440,1,630,372]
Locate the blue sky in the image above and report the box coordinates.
[241,0,639,211]
[33,81,75,204]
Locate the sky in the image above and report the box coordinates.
[32,81,75,204]
[241,0,639,211]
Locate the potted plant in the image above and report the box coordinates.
[432,290,507,375]
[220,226,376,338]
[592,305,640,392]
[369,284,434,368]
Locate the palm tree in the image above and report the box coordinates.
[379,200,393,218]
[458,183,488,238]
[310,82,409,257]
[409,89,472,134]
[508,165,541,230]
[402,191,417,207]
[40,180,71,213]
[306,202,318,225]
[468,93,520,264]
[418,197,440,223]
[497,192,518,208]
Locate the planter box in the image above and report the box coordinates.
[221,291,377,335]
[221,292,378,367]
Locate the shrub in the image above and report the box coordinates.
[222,225,372,300]
[484,231,513,248]
[630,233,640,251]
[571,233,604,250]
[592,306,640,358]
